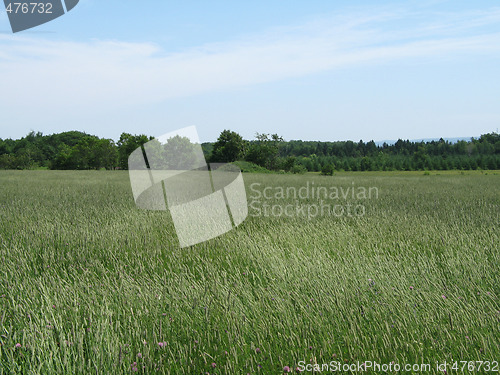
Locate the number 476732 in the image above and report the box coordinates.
[5,2,53,14]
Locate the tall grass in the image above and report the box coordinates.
[0,170,498,374]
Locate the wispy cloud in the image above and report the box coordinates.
[1,6,499,116]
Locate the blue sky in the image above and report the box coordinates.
[1,0,499,142]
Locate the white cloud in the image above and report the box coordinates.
[0,7,500,117]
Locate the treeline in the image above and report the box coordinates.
[0,130,499,172]
[0,131,152,170]
[281,133,500,172]
[206,130,500,173]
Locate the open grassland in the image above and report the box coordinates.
[0,170,499,374]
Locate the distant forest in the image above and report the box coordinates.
[0,130,499,173]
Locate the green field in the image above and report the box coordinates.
[0,170,499,374]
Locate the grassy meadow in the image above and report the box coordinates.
[0,170,499,374]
